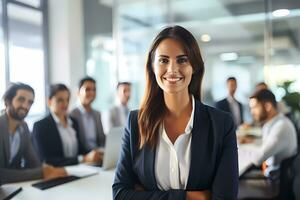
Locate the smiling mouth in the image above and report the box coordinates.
[163,77,183,82]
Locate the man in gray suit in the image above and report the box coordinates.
[70,77,105,152]
[109,82,131,129]
[0,83,66,183]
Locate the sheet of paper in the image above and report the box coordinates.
[65,164,99,177]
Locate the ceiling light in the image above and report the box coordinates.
[201,34,211,42]
[272,9,290,17]
[220,53,238,61]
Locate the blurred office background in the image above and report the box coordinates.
[1,0,300,127]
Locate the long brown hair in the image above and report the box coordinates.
[138,25,205,149]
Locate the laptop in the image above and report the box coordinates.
[30,127,124,190]
[100,126,123,170]
[0,178,22,200]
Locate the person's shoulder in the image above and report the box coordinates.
[33,114,52,127]
[197,101,234,124]
[0,113,7,125]
[274,114,296,132]
[91,108,101,115]
[129,109,139,118]
[215,98,227,104]
[70,107,80,116]
[110,105,120,112]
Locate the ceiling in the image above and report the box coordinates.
[100,0,300,65]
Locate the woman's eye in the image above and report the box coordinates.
[177,57,188,64]
[159,58,168,64]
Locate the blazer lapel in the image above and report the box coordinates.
[1,114,11,166]
[186,101,212,189]
[92,110,100,143]
[143,145,158,190]
[131,110,157,190]
[76,109,87,148]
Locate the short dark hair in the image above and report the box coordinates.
[227,77,236,82]
[2,82,35,105]
[78,77,96,89]
[250,89,277,108]
[117,82,131,89]
[49,84,70,99]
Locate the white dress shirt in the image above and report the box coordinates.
[227,96,241,125]
[251,113,298,177]
[78,104,97,150]
[52,112,78,157]
[155,96,195,190]
[118,102,129,127]
[9,129,21,164]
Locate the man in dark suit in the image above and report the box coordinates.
[70,77,105,152]
[215,77,243,126]
[0,83,66,183]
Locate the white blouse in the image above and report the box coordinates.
[155,96,195,190]
[52,112,78,157]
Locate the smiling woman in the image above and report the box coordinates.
[112,26,238,200]
[153,38,193,95]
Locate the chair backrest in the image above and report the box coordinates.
[278,154,296,199]
[293,151,300,200]
[278,151,299,200]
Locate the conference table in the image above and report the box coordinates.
[9,169,115,200]
[237,127,262,176]
[7,131,262,200]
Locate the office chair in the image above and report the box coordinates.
[240,153,299,200]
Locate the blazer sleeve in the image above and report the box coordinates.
[0,167,43,184]
[32,121,79,167]
[112,111,186,200]
[211,115,238,200]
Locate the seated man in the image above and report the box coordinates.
[0,83,66,183]
[239,89,298,199]
[32,84,101,167]
[70,77,105,152]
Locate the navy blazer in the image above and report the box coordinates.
[32,114,88,166]
[113,100,238,200]
[215,98,244,125]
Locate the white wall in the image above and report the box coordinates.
[48,0,85,104]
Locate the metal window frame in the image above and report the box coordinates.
[1,0,48,111]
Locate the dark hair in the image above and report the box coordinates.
[78,77,96,90]
[138,25,205,149]
[2,82,35,106]
[117,82,131,89]
[250,89,277,108]
[49,84,70,99]
[227,77,236,82]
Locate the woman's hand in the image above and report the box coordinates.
[186,190,211,200]
[42,164,67,180]
[83,149,103,164]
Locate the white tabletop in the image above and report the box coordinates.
[6,138,261,199]
[238,139,262,176]
[9,169,115,200]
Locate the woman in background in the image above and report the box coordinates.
[32,84,101,166]
[113,25,238,200]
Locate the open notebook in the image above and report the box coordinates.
[32,165,99,190]
[0,178,22,200]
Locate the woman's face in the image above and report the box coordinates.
[153,38,193,96]
[48,90,70,118]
